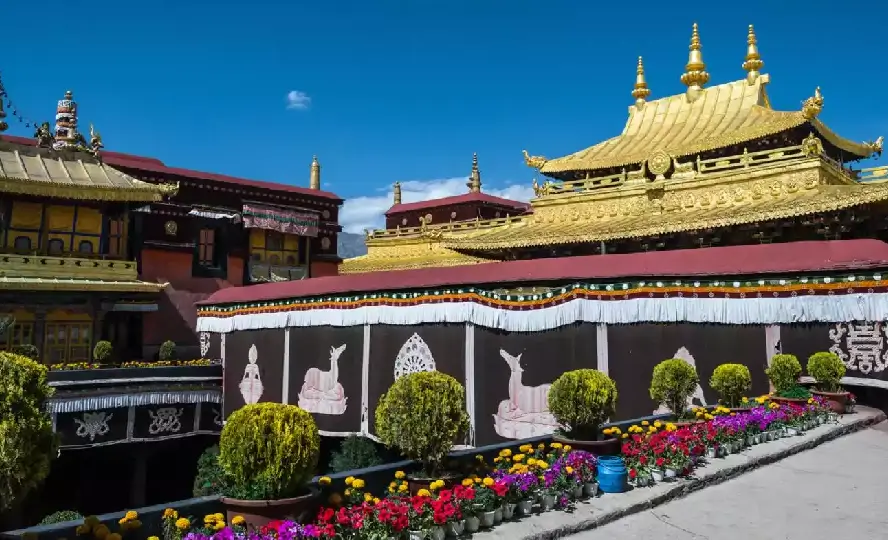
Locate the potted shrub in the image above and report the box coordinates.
[93,340,113,364]
[0,352,57,512]
[548,369,619,455]
[375,371,470,492]
[709,363,752,409]
[159,340,177,361]
[807,351,849,414]
[650,358,699,421]
[766,354,809,403]
[218,403,320,526]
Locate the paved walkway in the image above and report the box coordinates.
[569,421,888,540]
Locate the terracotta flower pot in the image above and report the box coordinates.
[812,390,850,414]
[768,395,809,406]
[221,487,319,527]
[407,472,463,495]
[552,434,620,456]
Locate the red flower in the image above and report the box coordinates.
[628,468,637,479]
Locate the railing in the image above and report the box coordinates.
[248,262,308,283]
[0,254,138,281]
[366,215,528,241]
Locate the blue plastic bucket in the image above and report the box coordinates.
[596,455,628,493]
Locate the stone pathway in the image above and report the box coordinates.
[479,406,885,540]
[569,420,888,540]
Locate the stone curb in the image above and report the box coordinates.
[521,410,887,540]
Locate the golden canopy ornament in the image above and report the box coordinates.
[801,87,824,120]
[522,150,547,170]
[646,150,673,179]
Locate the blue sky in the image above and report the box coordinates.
[3,1,886,232]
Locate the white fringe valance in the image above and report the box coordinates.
[196,292,888,333]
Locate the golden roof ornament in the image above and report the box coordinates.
[522,149,547,170]
[393,181,402,205]
[742,24,764,85]
[309,155,321,190]
[801,87,824,120]
[866,136,884,156]
[631,56,651,108]
[680,23,710,102]
[467,152,482,193]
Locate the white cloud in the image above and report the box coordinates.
[285,90,311,110]
[339,177,534,234]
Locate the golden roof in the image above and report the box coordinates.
[0,276,167,293]
[536,76,877,175]
[340,235,487,274]
[0,149,176,202]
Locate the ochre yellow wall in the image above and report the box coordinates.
[9,201,43,249]
[249,229,299,265]
[7,202,109,254]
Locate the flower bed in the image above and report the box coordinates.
[47,359,216,371]
[52,395,839,540]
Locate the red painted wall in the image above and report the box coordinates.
[310,260,340,278]
[140,249,244,356]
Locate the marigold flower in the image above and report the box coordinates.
[373,497,380,504]
[319,476,332,486]
[482,477,494,486]
[622,433,628,438]
[499,448,512,457]
[231,516,246,526]
[162,509,178,520]
[148,537,160,540]
[364,492,373,502]
[461,478,473,487]
[550,442,563,450]
[352,478,366,489]
[345,476,355,486]
[344,489,351,496]
[512,454,525,462]
[641,420,650,426]
[398,484,408,492]
[175,518,190,530]
[124,511,138,521]
[565,466,574,474]
[563,445,572,451]
[395,470,406,479]
[417,488,431,497]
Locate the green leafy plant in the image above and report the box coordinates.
[807,352,846,393]
[159,340,177,361]
[766,354,802,394]
[193,445,225,497]
[779,385,812,399]
[329,435,383,474]
[649,358,700,419]
[709,363,752,408]
[39,510,84,525]
[12,344,39,361]
[218,403,320,500]
[548,369,618,441]
[0,352,57,511]
[375,371,469,477]
[93,340,113,363]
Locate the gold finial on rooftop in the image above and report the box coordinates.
[801,87,824,120]
[742,24,764,85]
[393,181,402,205]
[467,152,482,193]
[309,155,321,190]
[631,56,651,108]
[680,23,710,102]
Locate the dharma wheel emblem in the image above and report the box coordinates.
[646,150,673,179]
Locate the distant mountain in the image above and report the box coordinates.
[337,232,368,258]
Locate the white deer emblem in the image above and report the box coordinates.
[298,343,349,415]
[303,344,347,393]
[500,349,551,414]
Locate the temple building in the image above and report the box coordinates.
[345,23,886,274]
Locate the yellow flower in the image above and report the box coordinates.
[611,427,622,434]
[482,477,494,486]
[665,423,677,432]
[417,488,431,497]
[389,481,397,489]
[345,476,355,486]
[538,443,546,449]
[461,478,473,487]
[175,518,191,531]
[148,537,160,540]
[395,470,406,479]
[344,489,351,496]
[398,484,409,492]
[373,497,380,504]
[654,421,663,428]
[641,420,650,426]
[602,427,613,435]
[493,457,502,463]
[563,445,572,451]
[319,476,332,486]
[162,509,178,520]
[705,414,714,420]
[807,398,815,404]
[93,525,110,540]
[550,442,563,450]
[526,458,537,466]
[537,462,549,470]
[742,397,749,403]
[124,511,138,521]
[328,492,343,505]
[352,479,366,489]
[565,466,574,474]
[432,480,445,489]
[107,534,122,540]
[499,448,512,457]
[231,516,246,526]
[519,444,533,453]
[621,433,628,438]
[730,412,737,417]
[214,522,226,531]
[512,454,525,462]
[364,493,373,502]
[75,525,90,536]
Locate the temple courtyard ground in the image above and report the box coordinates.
[571,420,888,540]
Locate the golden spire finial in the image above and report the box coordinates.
[309,155,321,190]
[631,56,651,107]
[467,152,482,193]
[801,87,824,120]
[680,23,710,101]
[742,24,764,84]
[393,181,402,205]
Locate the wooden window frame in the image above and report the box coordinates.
[193,226,228,279]
[44,322,92,365]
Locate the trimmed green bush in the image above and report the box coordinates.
[93,340,113,363]
[218,403,320,500]
[330,435,383,473]
[709,363,752,408]
[39,510,84,525]
[650,358,699,418]
[375,371,469,476]
[807,352,846,393]
[766,354,802,394]
[548,369,618,440]
[193,445,225,497]
[0,352,57,511]
[12,344,38,361]
[159,340,177,361]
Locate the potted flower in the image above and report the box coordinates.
[766,354,809,404]
[375,372,470,493]
[565,450,598,497]
[548,369,619,455]
[807,352,850,414]
[472,478,499,527]
[217,403,320,526]
[452,482,478,532]
[649,358,700,422]
[709,363,752,409]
